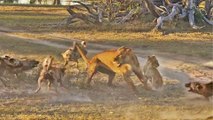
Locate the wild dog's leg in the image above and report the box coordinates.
[47,79,52,91]
[14,74,18,79]
[35,76,44,93]
[75,61,81,81]
[0,77,7,87]
[108,72,116,86]
[64,60,68,66]
[53,80,58,93]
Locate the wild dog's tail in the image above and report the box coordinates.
[75,43,89,64]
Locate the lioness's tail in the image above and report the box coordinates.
[75,43,89,64]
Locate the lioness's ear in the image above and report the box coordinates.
[118,46,125,50]
[117,46,126,52]
[126,48,132,52]
[150,55,156,59]
[148,56,151,59]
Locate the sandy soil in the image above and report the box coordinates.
[0,27,212,120]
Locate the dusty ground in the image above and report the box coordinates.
[0,5,212,120]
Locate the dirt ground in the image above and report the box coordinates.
[0,6,212,120]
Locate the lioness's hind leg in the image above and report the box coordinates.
[86,63,98,86]
[86,71,96,86]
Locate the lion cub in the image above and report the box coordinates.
[143,55,163,90]
[35,56,66,93]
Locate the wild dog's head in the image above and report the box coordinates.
[0,55,22,67]
[42,56,53,70]
[185,82,202,92]
[185,81,213,98]
[61,41,87,62]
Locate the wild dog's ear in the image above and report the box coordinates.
[9,58,15,63]
[81,41,87,48]
[49,56,54,59]
[185,82,190,87]
[44,64,48,68]
[4,55,10,59]
[206,82,213,89]
[196,83,203,90]
[68,47,73,50]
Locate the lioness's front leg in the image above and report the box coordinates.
[107,73,116,87]
[123,74,138,94]
[121,64,139,94]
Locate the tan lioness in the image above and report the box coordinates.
[75,44,146,94]
[143,55,163,90]
[35,56,66,93]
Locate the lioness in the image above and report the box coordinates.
[185,81,213,100]
[143,55,163,90]
[35,56,66,93]
[75,44,146,93]
[61,41,87,66]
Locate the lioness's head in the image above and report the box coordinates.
[147,55,159,68]
[114,46,132,65]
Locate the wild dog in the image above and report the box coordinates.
[185,81,213,100]
[0,55,39,87]
[75,43,146,94]
[35,56,66,93]
[61,41,87,66]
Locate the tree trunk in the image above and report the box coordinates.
[144,0,160,18]
[155,4,180,29]
[53,0,61,5]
